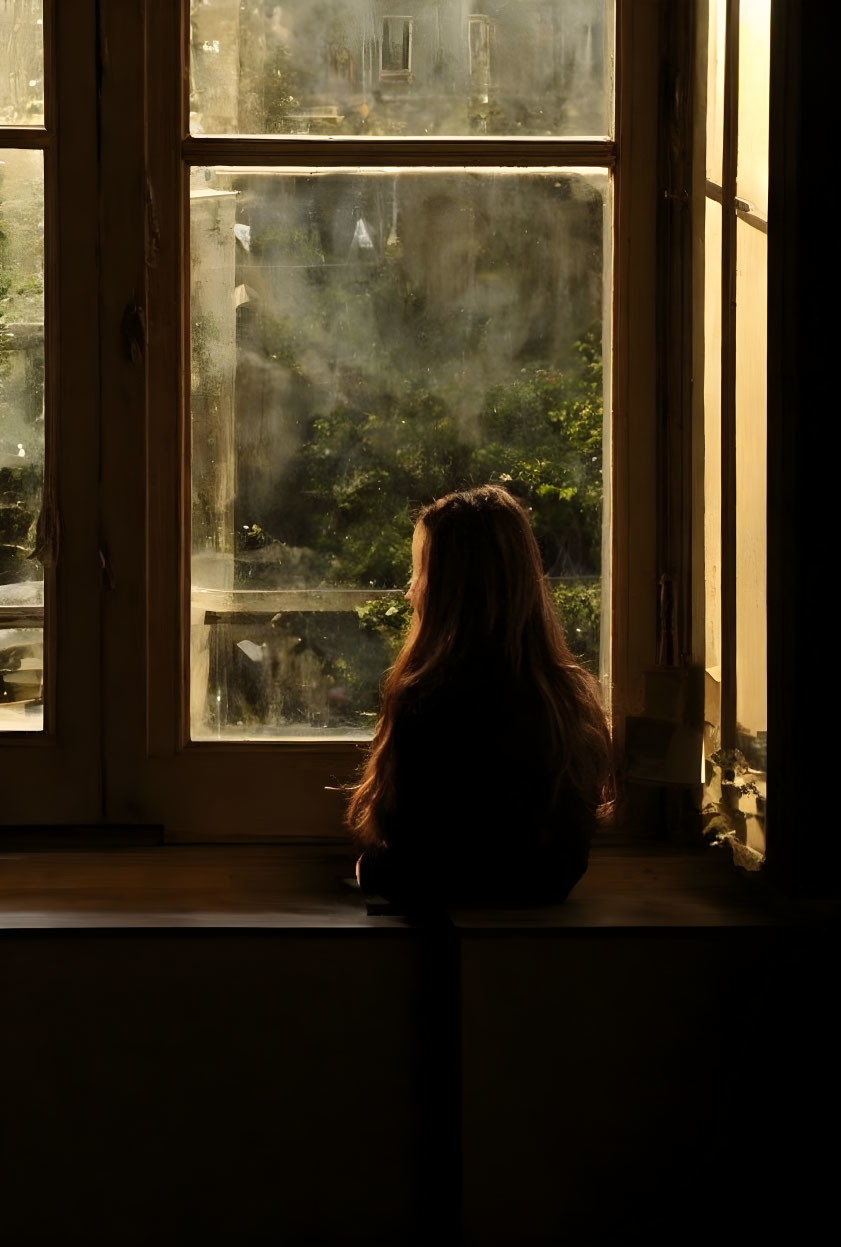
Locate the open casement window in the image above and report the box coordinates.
[88,0,658,842]
[0,1,100,821]
[695,0,769,865]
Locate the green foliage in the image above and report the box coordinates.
[474,331,603,575]
[353,582,601,673]
[294,327,604,589]
[355,595,412,661]
[297,376,472,586]
[1,166,44,586]
[0,464,40,583]
[550,579,601,673]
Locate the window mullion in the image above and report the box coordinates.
[181,136,617,170]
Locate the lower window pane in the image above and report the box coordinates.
[735,218,767,850]
[0,149,44,732]
[189,166,608,739]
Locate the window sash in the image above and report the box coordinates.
[101,0,660,839]
[178,0,617,754]
[0,0,102,823]
[695,0,769,861]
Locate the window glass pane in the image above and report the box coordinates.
[705,0,726,185]
[0,148,44,731]
[190,166,608,739]
[703,197,721,766]
[190,0,614,138]
[736,0,770,217]
[735,218,766,848]
[0,1,44,126]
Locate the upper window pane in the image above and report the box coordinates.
[189,1,614,138]
[736,0,770,217]
[0,148,44,731]
[189,165,608,739]
[0,2,44,126]
[705,0,725,185]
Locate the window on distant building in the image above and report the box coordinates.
[381,16,413,79]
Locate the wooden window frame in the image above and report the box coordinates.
[127,0,660,842]
[3,0,662,843]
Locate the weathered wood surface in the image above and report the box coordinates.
[0,845,792,930]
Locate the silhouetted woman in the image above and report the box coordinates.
[348,484,613,908]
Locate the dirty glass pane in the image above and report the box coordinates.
[734,218,766,848]
[190,165,608,739]
[0,1,44,126]
[703,197,721,766]
[705,0,726,185]
[190,0,614,138]
[0,149,44,731]
[736,0,770,218]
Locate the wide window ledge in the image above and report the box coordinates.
[0,842,805,932]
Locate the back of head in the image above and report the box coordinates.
[414,484,548,673]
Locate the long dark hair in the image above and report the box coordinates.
[347,484,614,845]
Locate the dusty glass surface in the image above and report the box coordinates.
[703,197,721,764]
[705,0,725,185]
[0,1,44,126]
[190,165,608,739]
[190,0,614,137]
[0,149,44,731]
[736,0,770,218]
[735,218,766,790]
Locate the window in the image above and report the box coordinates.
[2,0,668,840]
[185,4,614,746]
[696,0,769,862]
[0,1,100,822]
[1,2,45,733]
[188,164,609,741]
[380,16,413,79]
[0,145,44,733]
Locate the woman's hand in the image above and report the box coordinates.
[355,854,364,886]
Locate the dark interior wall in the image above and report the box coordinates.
[767,0,836,887]
[461,928,818,1245]
[0,933,427,1246]
[1,923,832,1246]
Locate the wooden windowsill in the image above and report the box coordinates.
[0,842,800,932]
